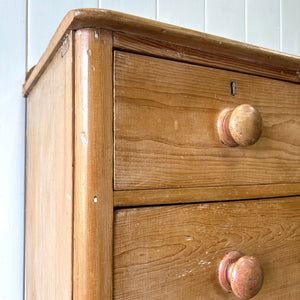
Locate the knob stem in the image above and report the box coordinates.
[218,108,238,147]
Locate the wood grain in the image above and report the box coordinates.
[114,183,300,207]
[114,197,300,299]
[23,8,300,96]
[74,28,114,300]
[26,33,73,299]
[113,32,300,83]
[114,51,300,191]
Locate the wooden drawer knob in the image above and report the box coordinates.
[218,104,263,147]
[219,251,264,300]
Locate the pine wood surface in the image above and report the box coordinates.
[113,32,300,83]
[114,197,300,299]
[73,28,114,300]
[25,33,74,299]
[114,51,300,191]
[114,183,300,207]
[23,9,300,96]
[24,10,300,299]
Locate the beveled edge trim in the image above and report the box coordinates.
[114,183,300,207]
[23,8,300,97]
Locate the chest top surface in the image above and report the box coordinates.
[23,8,300,97]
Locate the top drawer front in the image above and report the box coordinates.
[114,51,300,191]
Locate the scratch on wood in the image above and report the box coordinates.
[61,34,69,58]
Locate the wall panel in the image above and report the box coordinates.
[0,0,26,299]
[101,0,156,20]
[28,0,98,69]
[247,0,280,50]
[205,0,245,42]
[281,0,300,56]
[158,0,205,31]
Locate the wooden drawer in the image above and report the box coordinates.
[114,51,300,191]
[23,9,300,300]
[114,197,300,299]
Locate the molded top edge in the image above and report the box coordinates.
[23,8,300,96]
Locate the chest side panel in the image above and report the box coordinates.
[26,34,74,299]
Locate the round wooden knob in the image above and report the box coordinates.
[219,251,264,300]
[218,104,263,147]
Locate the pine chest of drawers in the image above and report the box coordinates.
[23,9,300,300]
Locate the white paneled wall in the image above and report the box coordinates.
[101,0,156,19]
[27,0,300,69]
[281,0,300,55]
[0,1,26,300]
[158,0,205,32]
[1,1,300,299]
[205,0,245,42]
[28,0,98,68]
[247,0,280,50]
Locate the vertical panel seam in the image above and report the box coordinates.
[23,0,29,298]
[26,0,29,72]
[245,0,248,43]
[279,0,283,51]
[204,0,207,32]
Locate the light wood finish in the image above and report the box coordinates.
[229,105,263,146]
[218,104,263,147]
[114,197,300,299]
[24,9,300,300]
[114,32,300,84]
[74,29,114,299]
[114,51,300,191]
[114,183,300,207]
[26,33,74,299]
[23,8,300,96]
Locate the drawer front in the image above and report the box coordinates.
[114,197,300,299]
[114,51,300,191]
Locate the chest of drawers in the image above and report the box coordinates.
[23,9,300,299]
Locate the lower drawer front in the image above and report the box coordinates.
[114,197,300,299]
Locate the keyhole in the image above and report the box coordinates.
[230,81,236,96]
